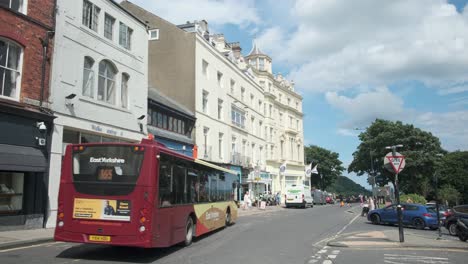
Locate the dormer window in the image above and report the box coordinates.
[259,58,265,71]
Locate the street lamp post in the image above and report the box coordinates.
[385,144,404,243]
[435,153,444,240]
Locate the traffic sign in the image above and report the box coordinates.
[384,152,406,174]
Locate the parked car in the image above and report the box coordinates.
[445,204,468,236]
[368,203,441,230]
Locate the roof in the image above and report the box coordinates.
[147,125,194,145]
[246,42,271,60]
[148,88,195,118]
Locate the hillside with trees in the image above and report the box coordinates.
[328,176,372,197]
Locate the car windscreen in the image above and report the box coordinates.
[72,145,145,196]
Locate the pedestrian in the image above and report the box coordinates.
[243,191,251,210]
[275,192,281,206]
[369,197,375,211]
[345,197,351,207]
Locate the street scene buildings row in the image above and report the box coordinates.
[0,0,305,230]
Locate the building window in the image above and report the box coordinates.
[249,59,256,67]
[296,101,299,110]
[121,73,129,108]
[241,87,245,101]
[0,0,24,13]
[270,127,273,142]
[202,60,208,78]
[279,93,282,103]
[259,121,262,137]
[98,60,117,104]
[269,104,272,117]
[259,80,265,89]
[287,97,291,106]
[280,140,284,158]
[202,90,208,113]
[82,0,100,32]
[251,116,255,135]
[218,133,223,159]
[104,13,115,40]
[289,116,293,128]
[0,38,22,100]
[0,171,24,213]
[296,119,299,130]
[119,22,133,50]
[230,79,235,94]
[217,71,223,88]
[250,93,254,107]
[149,29,159,40]
[231,106,245,128]
[279,113,283,123]
[82,56,94,98]
[259,58,265,71]
[203,127,210,158]
[217,99,223,120]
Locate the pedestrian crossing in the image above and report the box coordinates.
[308,245,341,264]
[384,254,449,264]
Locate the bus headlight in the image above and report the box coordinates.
[58,221,64,227]
[139,226,146,232]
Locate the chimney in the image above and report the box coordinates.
[229,42,242,59]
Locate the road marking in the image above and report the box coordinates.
[322,260,333,264]
[332,250,340,254]
[0,242,60,253]
[384,254,448,264]
[336,213,360,236]
[318,249,327,254]
[328,254,337,259]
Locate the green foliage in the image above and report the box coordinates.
[438,151,468,204]
[400,193,427,204]
[304,145,345,190]
[348,119,445,196]
[328,176,372,197]
[439,185,461,206]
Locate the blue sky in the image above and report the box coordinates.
[131,0,468,189]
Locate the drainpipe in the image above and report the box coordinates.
[39,31,54,108]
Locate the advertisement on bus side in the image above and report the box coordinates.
[73,198,131,221]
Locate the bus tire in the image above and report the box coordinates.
[184,217,194,246]
[225,208,231,226]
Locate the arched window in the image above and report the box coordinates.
[0,38,22,100]
[98,60,117,104]
[82,56,94,98]
[121,73,129,108]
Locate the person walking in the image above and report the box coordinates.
[369,197,375,211]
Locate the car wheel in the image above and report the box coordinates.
[458,228,468,242]
[371,214,381,225]
[184,217,194,246]
[413,218,425,230]
[448,222,458,236]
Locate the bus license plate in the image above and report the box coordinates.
[89,235,111,242]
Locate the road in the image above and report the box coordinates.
[0,204,466,264]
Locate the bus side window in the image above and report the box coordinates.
[159,161,173,207]
[187,168,198,203]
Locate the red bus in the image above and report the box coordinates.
[54,138,238,248]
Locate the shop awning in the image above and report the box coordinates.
[0,144,47,172]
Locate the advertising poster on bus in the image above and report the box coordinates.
[73,198,131,221]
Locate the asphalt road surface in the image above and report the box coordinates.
[1,204,465,264]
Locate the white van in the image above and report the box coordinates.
[285,184,314,208]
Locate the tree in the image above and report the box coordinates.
[304,145,345,190]
[438,151,468,204]
[348,119,445,196]
[438,185,461,206]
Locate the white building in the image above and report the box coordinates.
[121,1,305,201]
[47,0,148,227]
[244,45,305,196]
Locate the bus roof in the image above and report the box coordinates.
[194,159,238,175]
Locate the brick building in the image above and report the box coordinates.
[0,0,56,230]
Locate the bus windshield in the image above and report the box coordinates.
[72,145,145,196]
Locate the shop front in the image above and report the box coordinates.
[0,107,54,231]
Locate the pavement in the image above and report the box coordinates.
[0,205,285,251]
[0,228,54,250]
[328,224,468,250]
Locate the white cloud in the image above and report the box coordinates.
[130,0,260,28]
[327,88,468,151]
[255,0,468,94]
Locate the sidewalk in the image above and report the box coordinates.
[237,205,286,217]
[0,228,54,250]
[328,229,468,250]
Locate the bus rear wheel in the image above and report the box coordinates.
[184,217,194,246]
[225,209,232,226]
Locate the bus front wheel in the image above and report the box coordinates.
[184,217,194,246]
